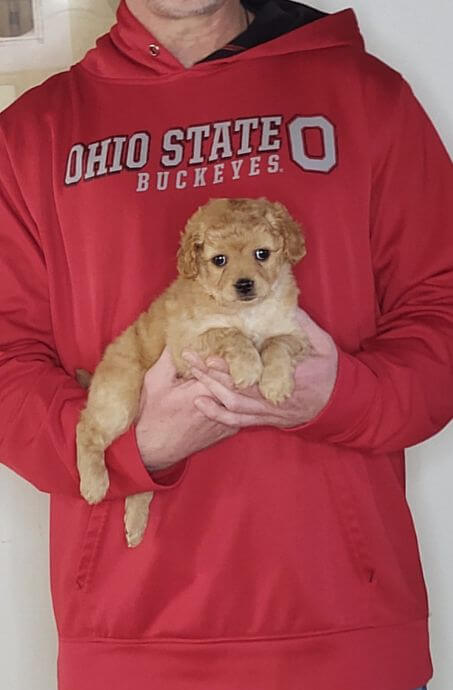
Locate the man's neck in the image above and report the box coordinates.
[125,0,252,68]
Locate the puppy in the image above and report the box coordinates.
[76,197,308,548]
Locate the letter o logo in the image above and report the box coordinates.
[287,116,337,173]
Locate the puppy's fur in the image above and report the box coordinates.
[76,198,308,547]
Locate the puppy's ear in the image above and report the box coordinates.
[177,220,203,279]
[265,201,306,265]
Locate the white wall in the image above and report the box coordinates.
[312,7,453,690]
[0,1,452,689]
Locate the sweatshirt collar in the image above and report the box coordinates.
[109,0,188,74]
[199,0,327,64]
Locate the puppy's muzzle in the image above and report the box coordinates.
[234,278,256,300]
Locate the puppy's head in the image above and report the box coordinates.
[177,197,306,306]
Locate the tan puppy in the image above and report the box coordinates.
[76,197,308,548]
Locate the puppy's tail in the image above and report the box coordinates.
[75,368,92,389]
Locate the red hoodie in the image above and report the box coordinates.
[1,2,452,689]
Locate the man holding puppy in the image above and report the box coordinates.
[0,0,451,689]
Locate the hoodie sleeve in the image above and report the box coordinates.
[0,126,188,497]
[292,79,453,453]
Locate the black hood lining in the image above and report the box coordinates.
[196,0,327,63]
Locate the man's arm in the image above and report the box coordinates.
[0,126,185,497]
[296,80,453,452]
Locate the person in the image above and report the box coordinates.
[0,0,451,687]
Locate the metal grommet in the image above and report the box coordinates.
[148,44,160,57]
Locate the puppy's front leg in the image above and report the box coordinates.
[259,333,308,404]
[196,327,263,388]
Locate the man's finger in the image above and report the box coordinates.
[181,350,206,370]
[183,351,231,377]
[205,356,230,373]
[194,396,258,428]
[190,366,267,415]
[202,367,234,389]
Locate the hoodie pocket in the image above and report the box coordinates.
[75,501,111,591]
[320,452,376,585]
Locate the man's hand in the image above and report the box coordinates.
[184,309,339,429]
[135,348,239,471]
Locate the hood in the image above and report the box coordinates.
[78,0,365,82]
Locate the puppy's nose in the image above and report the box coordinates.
[234,278,255,295]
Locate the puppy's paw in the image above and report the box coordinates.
[80,462,110,505]
[124,492,154,548]
[125,522,147,549]
[228,349,263,389]
[259,364,295,405]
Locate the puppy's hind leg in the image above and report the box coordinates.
[77,355,146,505]
[124,492,155,548]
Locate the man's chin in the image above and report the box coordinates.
[148,0,226,20]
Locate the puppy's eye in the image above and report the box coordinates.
[255,248,270,262]
[212,255,227,267]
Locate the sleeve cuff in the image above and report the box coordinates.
[104,425,189,498]
[147,461,188,485]
[282,348,379,444]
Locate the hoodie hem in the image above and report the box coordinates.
[58,617,432,690]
